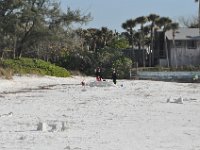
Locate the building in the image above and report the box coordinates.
[154,28,200,67]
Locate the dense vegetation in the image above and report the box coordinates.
[0,58,70,78]
[0,0,199,79]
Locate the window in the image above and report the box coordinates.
[175,41,183,48]
[187,40,197,49]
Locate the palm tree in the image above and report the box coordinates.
[122,19,136,49]
[195,0,200,34]
[147,14,160,66]
[76,28,85,50]
[122,19,136,67]
[87,28,99,51]
[100,27,113,48]
[135,16,148,67]
[155,17,172,67]
[171,23,179,68]
[156,17,172,31]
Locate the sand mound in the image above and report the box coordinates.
[87,80,115,87]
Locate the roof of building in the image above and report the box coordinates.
[165,28,200,40]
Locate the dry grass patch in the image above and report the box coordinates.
[0,67,13,79]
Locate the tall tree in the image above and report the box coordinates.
[100,27,113,48]
[135,16,148,67]
[171,23,179,68]
[156,17,172,31]
[147,14,160,66]
[122,19,136,67]
[0,0,22,59]
[155,17,172,67]
[0,0,91,59]
[78,27,114,53]
[122,19,136,49]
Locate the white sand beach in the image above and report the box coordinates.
[0,75,200,150]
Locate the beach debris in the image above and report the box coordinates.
[167,96,184,104]
[0,112,13,118]
[61,121,68,131]
[88,80,114,87]
[37,122,48,131]
[37,121,68,132]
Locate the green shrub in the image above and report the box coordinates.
[113,57,132,79]
[2,58,70,77]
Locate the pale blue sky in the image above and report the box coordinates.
[60,0,198,32]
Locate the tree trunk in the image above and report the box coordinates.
[13,37,17,59]
[16,44,22,59]
[131,32,136,64]
[173,34,177,68]
[143,49,145,67]
[0,50,4,60]
[164,32,169,67]
[150,26,154,67]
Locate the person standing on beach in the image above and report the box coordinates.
[112,69,117,84]
[95,67,102,81]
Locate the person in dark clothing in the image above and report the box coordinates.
[95,67,102,81]
[112,69,117,84]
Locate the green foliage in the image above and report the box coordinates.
[113,57,132,79]
[109,38,129,49]
[57,50,97,75]
[56,45,133,79]
[1,58,70,77]
[0,0,91,59]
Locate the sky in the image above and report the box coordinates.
[60,0,198,32]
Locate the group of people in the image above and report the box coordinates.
[95,67,117,84]
[95,67,103,81]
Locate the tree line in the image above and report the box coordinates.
[0,0,198,78]
[121,14,179,67]
[0,0,90,59]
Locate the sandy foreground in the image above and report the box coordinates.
[0,75,200,150]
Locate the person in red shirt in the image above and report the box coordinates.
[95,67,102,81]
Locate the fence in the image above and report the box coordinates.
[131,70,200,82]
